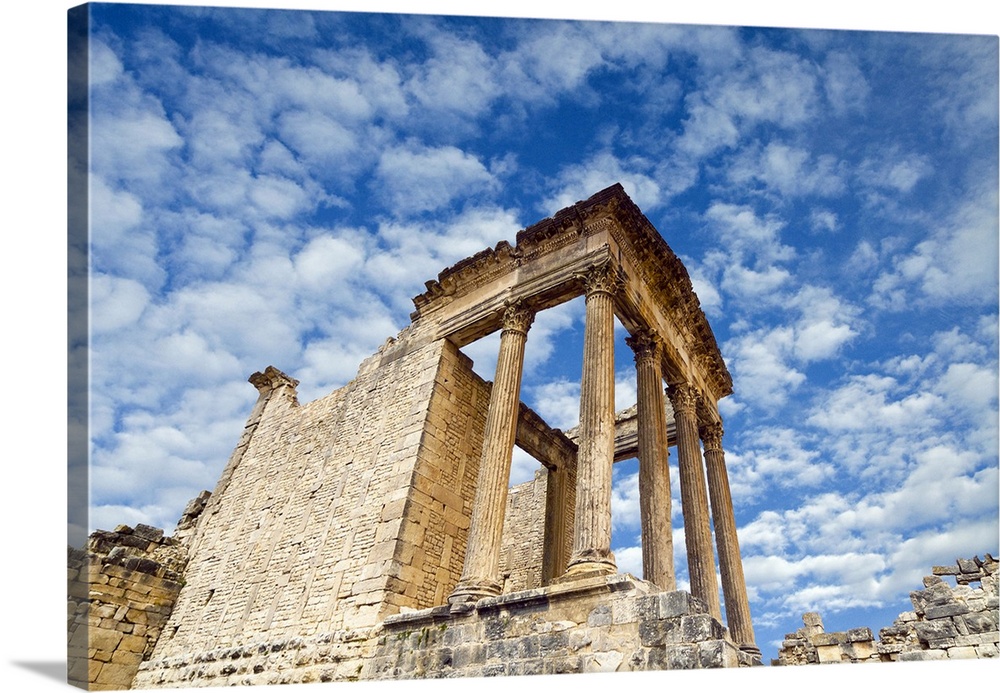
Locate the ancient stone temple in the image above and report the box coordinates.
[114,184,759,688]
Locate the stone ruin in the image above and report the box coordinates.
[71,184,765,688]
[775,554,999,665]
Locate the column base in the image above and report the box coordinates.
[739,643,762,661]
[447,578,502,607]
[554,552,617,584]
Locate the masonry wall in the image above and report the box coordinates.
[499,468,548,592]
[67,524,188,690]
[775,555,999,665]
[133,334,495,688]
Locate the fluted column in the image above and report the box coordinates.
[625,328,675,590]
[449,301,534,604]
[701,420,759,658]
[667,382,721,620]
[564,262,621,576]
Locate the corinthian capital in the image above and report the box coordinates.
[625,327,661,364]
[699,421,724,452]
[581,261,624,299]
[666,382,700,417]
[500,300,535,335]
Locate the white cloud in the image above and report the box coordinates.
[611,470,641,531]
[728,142,846,198]
[858,149,933,194]
[704,202,794,265]
[406,26,498,123]
[375,144,498,213]
[806,373,943,432]
[530,378,581,431]
[873,183,999,308]
[723,327,806,409]
[90,274,151,335]
[676,46,821,159]
[809,209,838,233]
[721,264,792,299]
[276,110,360,168]
[544,152,663,213]
[613,545,644,578]
[822,51,870,115]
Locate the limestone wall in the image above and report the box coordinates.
[134,335,492,687]
[67,524,188,690]
[775,554,999,665]
[498,468,547,592]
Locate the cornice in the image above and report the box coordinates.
[409,183,732,399]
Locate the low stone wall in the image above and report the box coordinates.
[775,554,999,665]
[67,524,189,690]
[133,628,377,687]
[364,573,757,679]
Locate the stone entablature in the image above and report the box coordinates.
[775,555,999,665]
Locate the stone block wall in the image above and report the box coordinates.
[67,524,188,690]
[134,335,493,687]
[775,554,999,665]
[499,468,547,592]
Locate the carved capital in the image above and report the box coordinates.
[500,300,535,336]
[699,421,724,452]
[625,327,661,365]
[666,382,700,418]
[581,261,624,299]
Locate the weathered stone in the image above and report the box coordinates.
[958,558,980,574]
[898,649,947,661]
[915,619,959,643]
[924,602,970,620]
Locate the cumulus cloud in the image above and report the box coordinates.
[728,141,846,198]
[544,152,663,213]
[375,144,498,213]
[873,183,999,309]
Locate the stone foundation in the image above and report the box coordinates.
[365,574,757,679]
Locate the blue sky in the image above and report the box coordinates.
[73,0,997,665]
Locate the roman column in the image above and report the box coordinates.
[564,262,621,577]
[625,328,675,590]
[667,382,721,620]
[701,419,759,658]
[449,301,534,604]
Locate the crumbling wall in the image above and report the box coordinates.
[67,524,189,690]
[775,554,999,665]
